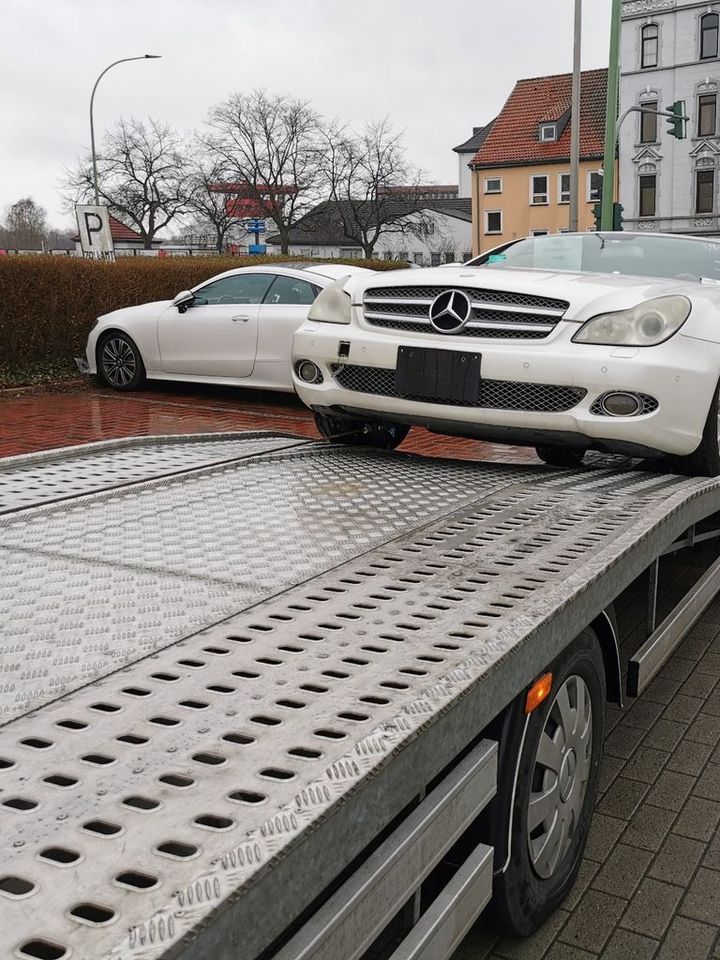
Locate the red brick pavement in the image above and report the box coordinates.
[0,382,537,463]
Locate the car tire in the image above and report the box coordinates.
[675,379,720,477]
[490,628,606,936]
[314,412,410,451]
[97,332,146,391]
[535,445,586,468]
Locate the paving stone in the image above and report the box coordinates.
[686,714,720,746]
[643,677,682,706]
[672,796,720,842]
[599,756,626,796]
[493,908,569,960]
[626,700,666,731]
[605,723,647,760]
[531,946,596,960]
[662,694,705,725]
[563,859,600,912]
[680,671,718,701]
[697,653,720,678]
[655,916,718,960]
[592,843,653,899]
[600,927,659,960]
[703,830,720,870]
[680,867,720,925]
[676,636,712,662]
[704,689,720,718]
[659,657,695,684]
[558,889,626,953]
[648,834,706,887]
[643,719,689,753]
[622,747,669,784]
[585,813,627,862]
[597,778,650,820]
[694,763,720,803]
[619,877,684,939]
[453,923,500,960]
[645,769,696,812]
[667,739,714,777]
[621,804,677,852]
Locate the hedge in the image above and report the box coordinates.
[0,255,401,370]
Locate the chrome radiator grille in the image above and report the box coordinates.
[362,285,569,340]
[332,364,586,412]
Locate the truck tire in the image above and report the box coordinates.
[675,379,720,477]
[535,445,586,468]
[314,412,410,451]
[490,627,606,936]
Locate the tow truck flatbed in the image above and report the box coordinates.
[1,433,719,960]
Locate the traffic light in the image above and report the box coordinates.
[593,203,602,231]
[613,202,624,231]
[665,100,687,140]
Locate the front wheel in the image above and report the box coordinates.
[97,332,146,391]
[674,379,720,476]
[535,444,586,468]
[490,628,606,935]
[314,412,410,451]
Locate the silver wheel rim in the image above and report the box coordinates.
[527,675,592,879]
[101,338,137,387]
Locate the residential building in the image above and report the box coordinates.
[453,122,495,198]
[265,199,472,265]
[619,0,720,235]
[469,69,609,255]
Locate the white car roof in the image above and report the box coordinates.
[192,263,370,290]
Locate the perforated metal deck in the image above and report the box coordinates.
[1,434,719,960]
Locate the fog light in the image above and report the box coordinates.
[600,392,642,417]
[295,360,323,384]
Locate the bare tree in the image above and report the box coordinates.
[319,119,430,259]
[185,150,243,253]
[64,117,191,248]
[1,197,48,249]
[206,90,324,254]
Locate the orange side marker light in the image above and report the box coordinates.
[525,672,553,714]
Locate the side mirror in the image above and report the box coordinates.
[173,290,194,313]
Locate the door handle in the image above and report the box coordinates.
[231,315,251,322]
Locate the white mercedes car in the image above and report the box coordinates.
[292,232,720,475]
[79,263,370,392]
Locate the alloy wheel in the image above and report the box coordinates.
[101,337,137,388]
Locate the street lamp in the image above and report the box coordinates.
[89,54,162,205]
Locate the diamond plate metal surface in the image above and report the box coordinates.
[1,435,718,960]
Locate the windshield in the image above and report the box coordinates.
[469,233,720,282]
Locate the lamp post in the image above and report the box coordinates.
[600,0,622,230]
[89,54,161,205]
[569,0,582,233]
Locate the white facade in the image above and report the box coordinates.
[457,152,473,198]
[620,0,720,234]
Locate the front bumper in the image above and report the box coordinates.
[292,321,718,457]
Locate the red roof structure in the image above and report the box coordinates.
[107,215,143,241]
[471,68,608,169]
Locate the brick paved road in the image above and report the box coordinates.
[2,382,719,959]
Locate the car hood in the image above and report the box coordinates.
[98,300,173,324]
[347,266,705,323]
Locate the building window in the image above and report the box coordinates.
[558,173,571,203]
[699,93,717,137]
[413,252,424,265]
[531,229,549,237]
[444,251,456,263]
[430,252,441,266]
[540,124,557,142]
[530,175,549,204]
[696,169,715,213]
[485,210,503,234]
[587,171,603,202]
[641,23,659,68]
[640,101,658,142]
[462,251,472,261]
[639,174,657,217]
[701,13,719,60]
[484,177,502,194]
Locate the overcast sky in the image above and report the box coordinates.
[1,0,612,230]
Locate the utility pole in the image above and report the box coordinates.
[569,0,582,232]
[600,0,622,230]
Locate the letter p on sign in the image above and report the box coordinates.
[75,204,115,260]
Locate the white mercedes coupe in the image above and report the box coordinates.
[79,263,370,392]
[292,232,720,475]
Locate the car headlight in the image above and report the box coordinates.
[307,278,352,324]
[572,295,691,346]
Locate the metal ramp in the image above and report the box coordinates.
[0,433,719,960]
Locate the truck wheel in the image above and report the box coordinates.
[314,412,410,451]
[97,332,146,391]
[535,445,586,468]
[675,379,720,477]
[491,628,606,936]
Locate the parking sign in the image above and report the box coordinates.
[75,205,116,261]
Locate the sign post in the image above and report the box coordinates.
[246,218,267,255]
[75,205,116,261]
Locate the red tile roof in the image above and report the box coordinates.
[471,68,608,168]
[108,215,142,241]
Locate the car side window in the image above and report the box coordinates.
[193,274,274,306]
[263,275,317,306]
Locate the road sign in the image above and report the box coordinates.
[75,205,116,261]
[245,219,266,233]
[249,243,267,255]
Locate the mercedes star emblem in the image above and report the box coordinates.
[428,289,472,334]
